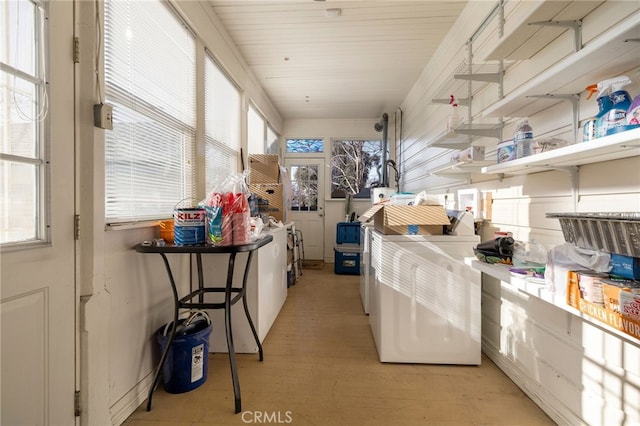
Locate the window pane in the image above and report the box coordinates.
[331,139,382,198]
[266,126,278,155]
[104,0,196,222]
[205,138,236,192]
[105,103,193,220]
[0,0,36,75]
[290,165,318,212]
[205,55,240,150]
[0,161,37,243]
[247,105,264,154]
[204,54,239,192]
[286,138,324,153]
[0,72,37,158]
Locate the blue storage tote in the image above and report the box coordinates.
[334,244,361,275]
[156,312,212,394]
[336,222,361,245]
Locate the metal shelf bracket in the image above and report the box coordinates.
[529,20,582,52]
[527,94,580,143]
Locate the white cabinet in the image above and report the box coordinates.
[206,226,288,353]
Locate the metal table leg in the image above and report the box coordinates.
[146,253,179,412]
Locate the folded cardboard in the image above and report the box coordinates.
[248,154,280,184]
[359,205,450,235]
[249,183,284,222]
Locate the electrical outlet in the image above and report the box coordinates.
[93,103,113,130]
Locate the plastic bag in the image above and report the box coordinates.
[512,240,548,266]
[544,243,611,295]
[547,243,610,272]
[413,191,443,206]
[202,173,252,245]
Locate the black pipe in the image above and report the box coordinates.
[374,113,389,186]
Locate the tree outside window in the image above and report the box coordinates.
[331,139,382,198]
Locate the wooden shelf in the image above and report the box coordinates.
[466,258,640,345]
[481,128,640,175]
[483,11,640,118]
[484,1,604,61]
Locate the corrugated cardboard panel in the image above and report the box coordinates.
[367,205,450,235]
[382,205,449,226]
[249,154,280,184]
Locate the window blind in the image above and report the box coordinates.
[204,53,240,191]
[104,0,196,222]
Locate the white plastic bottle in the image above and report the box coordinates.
[514,119,534,159]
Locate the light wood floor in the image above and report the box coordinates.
[123,265,555,426]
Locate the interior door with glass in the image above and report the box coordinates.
[0,2,76,424]
[284,158,325,261]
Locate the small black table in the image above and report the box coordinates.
[135,235,273,413]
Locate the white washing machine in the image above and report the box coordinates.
[359,223,374,314]
[368,220,481,365]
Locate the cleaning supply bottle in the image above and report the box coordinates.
[594,79,614,139]
[601,75,632,136]
[626,93,640,129]
[583,84,611,142]
[514,119,534,159]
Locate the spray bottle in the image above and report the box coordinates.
[583,84,611,142]
[447,95,463,132]
[594,80,614,139]
[600,75,633,136]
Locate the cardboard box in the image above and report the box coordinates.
[248,154,280,184]
[249,183,284,222]
[359,205,450,235]
[601,278,640,313]
[567,271,640,340]
[610,253,640,280]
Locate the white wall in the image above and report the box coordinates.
[394,1,640,425]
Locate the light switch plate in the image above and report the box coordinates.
[93,103,113,130]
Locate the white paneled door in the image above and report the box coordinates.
[0,2,76,425]
[284,159,325,261]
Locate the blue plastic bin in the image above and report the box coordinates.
[334,244,361,275]
[156,312,212,394]
[336,222,361,245]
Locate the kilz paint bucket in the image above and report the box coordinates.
[173,208,206,245]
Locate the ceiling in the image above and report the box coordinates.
[208,1,468,120]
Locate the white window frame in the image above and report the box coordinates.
[0,0,49,247]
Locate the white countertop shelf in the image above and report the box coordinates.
[483,11,640,118]
[484,1,604,61]
[481,127,640,175]
[466,258,639,345]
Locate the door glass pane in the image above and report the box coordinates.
[0,161,37,243]
[290,165,318,212]
[0,0,45,245]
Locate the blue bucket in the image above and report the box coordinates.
[156,312,212,393]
